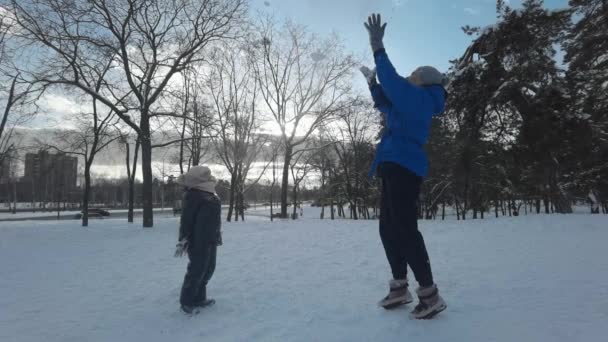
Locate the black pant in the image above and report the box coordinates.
[180,244,217,307]
[379,162,434,287]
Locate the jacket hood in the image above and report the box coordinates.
[177,166,217,194]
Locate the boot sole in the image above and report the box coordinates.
[198,299,215,308]
[380,298,413,310]
[182,300,215,315]
[411,303,447,320]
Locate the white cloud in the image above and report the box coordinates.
[464,7,480,16]
[35,92,93,129]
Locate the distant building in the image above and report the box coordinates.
[23,150,78,196]
[0,148,17,184]
[0,157,10,184]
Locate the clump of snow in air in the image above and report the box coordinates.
[1,206,607,341]
[264,1,271,7]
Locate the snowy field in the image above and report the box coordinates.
[1,208,607,342]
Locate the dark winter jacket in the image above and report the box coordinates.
[178,189,222,248]
[369,49,446,178]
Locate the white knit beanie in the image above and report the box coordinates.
[408,66,448,87]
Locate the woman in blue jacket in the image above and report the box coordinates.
[363,13,447,319]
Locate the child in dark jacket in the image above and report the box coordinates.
[174,166,222,315]
[363,13,447,319]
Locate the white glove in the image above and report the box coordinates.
[174,239,188,257]
[359,66,377,86]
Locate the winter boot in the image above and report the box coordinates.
[410,284,447,319]
[180,305,201,315]
[194,286,216,308]
[378,279,413,309]
[195,299,216,308]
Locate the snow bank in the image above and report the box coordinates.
[1,210,607,341]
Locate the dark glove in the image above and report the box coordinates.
[174,238,188,257]
[364,13,387,53]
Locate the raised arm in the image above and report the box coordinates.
[374,49,427,113]
[370,83,392,113]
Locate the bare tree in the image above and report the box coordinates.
[289,149,315,219]
[39,99,119,226]
[249,19,356,218]
[0,11,38,177]
[118,130,140,223]
[168,67,214,173]
[10,0,246,227]
[207,42,271,221]
[328,99,378,220]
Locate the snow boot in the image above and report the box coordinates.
[195,299,216,308]
[378,279,413,309]
[180,305,201,315]
[193,286,215,308]
[410,284,446,319]
[181,299,215,315]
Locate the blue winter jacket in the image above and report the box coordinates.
[369,49,446,178]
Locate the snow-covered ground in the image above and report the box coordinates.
[1,208,607,342]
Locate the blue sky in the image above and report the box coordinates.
[251,0,569,80]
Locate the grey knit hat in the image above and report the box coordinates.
[177,165,217,194]
[408,66,448,87]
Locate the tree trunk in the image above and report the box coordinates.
[270,185,274,222]
[179,115,186,175]
[12,177,17,214]
[292,185,298,220]
[129,142,139,224]
[239,192,245,221]
[82,162,91,227]
[227,172,237,222]
[280,145,293,218]
[549,178,572,214]
[140,127,154,228]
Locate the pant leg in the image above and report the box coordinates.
[202,245,217,284]
[379,165,408,280]
[384,163,434,287]
[193,245,217,303]
[180,244,215,307]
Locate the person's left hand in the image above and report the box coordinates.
[174,239,188,257]
[359,66,377,86]
[364,13,387,53]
